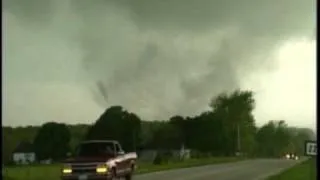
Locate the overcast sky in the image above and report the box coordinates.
[3,0,316,130]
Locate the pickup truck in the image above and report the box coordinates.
[61,140,137,180]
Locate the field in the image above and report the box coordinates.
[3,157,244,180]
[267,158,316,180]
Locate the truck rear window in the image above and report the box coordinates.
[76,142,115,157]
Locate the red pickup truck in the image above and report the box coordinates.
[61,140,137,180]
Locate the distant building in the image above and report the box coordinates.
[12,141,36,165]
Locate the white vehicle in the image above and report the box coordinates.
[285,153,299,160]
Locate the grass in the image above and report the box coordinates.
[267,158,317,180]
[3,157,244,180]
[136,156,244,174]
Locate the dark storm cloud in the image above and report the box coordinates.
[3,0,316,121]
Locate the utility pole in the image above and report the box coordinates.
[237,124,241,154]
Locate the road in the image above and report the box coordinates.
[135,158,305,180]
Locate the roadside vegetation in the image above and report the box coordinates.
[3,90,316,179]
[267,158,316,180]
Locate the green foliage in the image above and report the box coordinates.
[288,127,316,155]
[255,120,305,157]
[33,122,71,161]
[85,106,142,152]
[151,123,183,150]
[2,124,89,164]
[2,126,39,164]
[2,89,315,163]
[208,90,256,155]
[153,151,172,165]
[68,124,90,152]
[139,121,164,149]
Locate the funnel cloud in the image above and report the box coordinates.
[3,0,316,129]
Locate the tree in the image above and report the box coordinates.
[151,123,183,150]
[274,121,291,155]
[33,122,71,161]
[2,132,15,164]
[139,121,164,149]
[2,126,40,164]
[255,121,277,157]
[4,89,311,161]
[68,124,90,153]
[85,106,142,152]
[209,90,256,155]
[169,115,186,146]
[255,120,293,157]
[289,127,315,155]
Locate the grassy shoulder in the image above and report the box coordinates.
[3,157,245,180]
[136,156,245,174]
[267,158,316,180]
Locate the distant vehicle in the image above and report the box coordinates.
[285,153,299,160]
[61,140,137,180]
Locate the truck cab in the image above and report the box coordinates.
[61,140,137,180]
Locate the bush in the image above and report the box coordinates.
[153,154,163,165]
[190,151,211,158]
[153,151,172,165]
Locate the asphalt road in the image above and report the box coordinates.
[134,158,305,180]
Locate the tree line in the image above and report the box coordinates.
[2,89,315,164]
